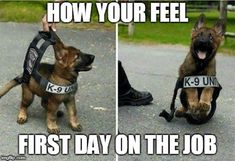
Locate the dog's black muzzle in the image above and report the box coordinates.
[85,53,95,65]
[196,38,212,49]
[193,39,213,56]
[76,53,95,72]
[82,53,95,66]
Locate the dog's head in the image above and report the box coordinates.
[190,14,225,61]
[53,34,95,77]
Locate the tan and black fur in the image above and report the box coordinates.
[175,14,225,122]
[0,32,95,134]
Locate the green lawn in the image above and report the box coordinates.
[0,2,46,22]
[0,2,234,53]
[119,11,235,54]
[0,1,114,30]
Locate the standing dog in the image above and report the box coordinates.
[175,14,225,121]
[0,32,95,133]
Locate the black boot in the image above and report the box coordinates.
[118,87,153,106]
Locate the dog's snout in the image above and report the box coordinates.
[200,38,211,45]
[81,53,95,65]
[194,34,213,53]
[199,39,206,46]
[89,54,95,63]
[83,54,95,63]
[199,37,208,43]
[197,35,211,47]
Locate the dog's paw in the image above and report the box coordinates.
[198,112,208,120]
[17,115,27,124]
[198,102,210,112]
[71,124,83,132]
[175,107,187,118]
[47,127,60,134]
[189,102,199,114]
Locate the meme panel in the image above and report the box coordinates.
[118,1,235,161]
[0,1,116,161]
[0,1,235,161]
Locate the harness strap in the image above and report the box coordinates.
[32,71,48,90]
[159,76,222,123]
[21,28,78,94]
[184,83,222,124]
[23,31,55,83]
[159,78,183,121]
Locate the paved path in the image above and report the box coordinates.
[118,42,235,161]
[0,22,116,161]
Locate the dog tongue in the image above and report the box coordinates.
[197,51,206,60]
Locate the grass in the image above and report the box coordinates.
[0,1,114,30]
[119,11,235,54]
[0,2,234,53]
[0,1,46,22]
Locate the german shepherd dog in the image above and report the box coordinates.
[174,14,225,122]
[0,31,95,134]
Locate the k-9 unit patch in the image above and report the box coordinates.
[183,76,219,88]
[46,82,77,94]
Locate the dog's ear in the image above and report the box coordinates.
[50,30,69,67]
[53,40,69,67]
[53,35,64,54]
[213,19,226,36]
[193,14,206,32]
[51,29,66,59]
[53,35,66,59]
[55,49,69,67]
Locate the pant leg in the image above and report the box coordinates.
[118,61,131,95]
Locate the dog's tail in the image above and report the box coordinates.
[0,74,23,99]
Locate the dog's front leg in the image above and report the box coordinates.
[17,84,34,124]
[47,100,60,134]
[186,88,199,114]
[64,97,82,132]
[199,87,214,112]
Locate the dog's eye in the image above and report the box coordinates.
[197,32,203,38]
[209,34,213,41]
[74,55,79,62]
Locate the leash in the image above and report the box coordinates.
[20,28,77,94]
[159,79,183,121]
[159,76,222,124]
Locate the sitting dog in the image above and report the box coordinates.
[175,14,225,121]
[0,31,95,133]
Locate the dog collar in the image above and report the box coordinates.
[45,81,78,94]
[33,71,78,94]
[22,28,77,94]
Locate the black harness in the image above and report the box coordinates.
[20,28,77,94]
[159,76,222,124]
